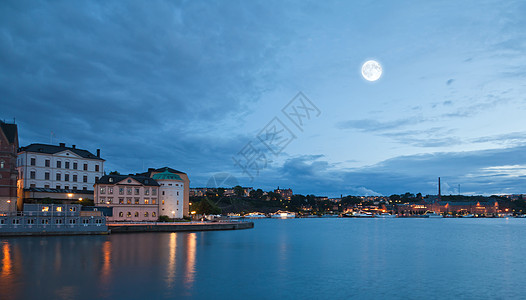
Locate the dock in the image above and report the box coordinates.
[108,221,254,233]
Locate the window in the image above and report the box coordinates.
[45,159,50,167]
[119,198,124,204]
[162,191,165,195]
[42,219,49,224]
[30,158,36,166]
[95,177,99,182]
[44,185,50,188]
[56,173,61,181]
[64,174,69,182]
[64,185,69,190]
[162,200,165,205]
[82,219,89,224]
[109,178,114,183]
[42,206,49,212]
[30,183,36,188]
[70,207,76,212]
[135,198,140,204]
[152,189,157,196]
[83,187,87,191]
[119,188,124,195]
[27,219,34,225]
[108,197,113,204]
[144,212,149,217]
[45,172,50,180]
[56,185,61,189]
[100,187,106,194]
[152,212,156,217]
[177,200,179,205]
[144,188,150,195]
[177,191,179,196]
[12,219,20,224]
[95,165,99,172]
[127,198,131,204]
[152,199,156,205]
[127,212,131,217]
[127,188,132,195]
[144,199,149,205]
[83,175,88,183]
[55,219,63,224]
[65,161,70,169]
[108,187,113,194]
[73,162,77,169]
[56,207,62,212]
[69,219,76,224]
[73,175,77,182]
[0,219,4,224]
[73,186,77,191]
[30,171,36,179]
[57,161,62,168]
[100,198,105,204]
[83,163,88,171]
[134,212,139,217]
[119,212,123,217]
[135,188,140,195]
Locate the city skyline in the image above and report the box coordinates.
[1,1,526,197]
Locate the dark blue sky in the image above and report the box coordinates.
[1,1,526,196]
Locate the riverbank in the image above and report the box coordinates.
[108,221,254,233]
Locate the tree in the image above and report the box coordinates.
[233,185,245,198]
[194,197,221,215]
[109,170,121,175]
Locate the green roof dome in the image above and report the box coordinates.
[151,170,183,181]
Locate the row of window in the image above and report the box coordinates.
[29,184,89,191]
[99,186,157,196]
[99,197,157,205]
[2,218,103,225]
[117,211,156,218]
[28,157,100,172]
[29,171,92,183]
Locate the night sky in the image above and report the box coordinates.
[1,1,526,196]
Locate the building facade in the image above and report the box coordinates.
[0,121,19,211]
[17,143,104,202]
[94,175,160,222]
[153,170,185,219]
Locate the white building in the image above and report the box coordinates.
[152,170,185,219]
[17,143,104,201]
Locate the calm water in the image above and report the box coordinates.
[1,218,526,299]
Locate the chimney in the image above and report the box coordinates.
[59,143,65,147]
[96,149,100,158]
[72,145,76,149]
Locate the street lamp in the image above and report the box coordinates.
[171,210,175,222]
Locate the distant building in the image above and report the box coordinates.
[152,170,185,219]
[0,121,19,211]
[17,143,104,203]
[274,187,293,201]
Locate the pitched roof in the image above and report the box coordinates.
[96,175,160,186]
[18,143,104,161]
[0,121,18,144]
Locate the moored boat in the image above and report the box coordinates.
[244,212,267,219]
[270,211,296,219]
[375,213,397,218]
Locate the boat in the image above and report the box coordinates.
[352,211,374,218]
[425,211,443,218]
[244,212,267,219]
[375,213,397,218]
[462,214,475,218]
[270,211,296,219]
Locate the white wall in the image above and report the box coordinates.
[158,179,184,218]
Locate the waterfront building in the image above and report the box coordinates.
[0,121,19,211]
[0,203,107,236]
[17,143,104,202]
[94,174,160,222]
[152,170,185,219]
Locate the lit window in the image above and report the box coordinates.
[162,200,165,205]
[127,212,131,217]
[134,212,139,217]
[42,206,49,212]
[152,199,156,205]
[144,188,150,195]
[127,198,131,204]
[119,198,124,204]
[145,199,149,204]
[100,198,105,203]
[56,207,62,212]
[119,212,123,217]
[152,212,156,217]
[135,198,140,204]
[108,197,113,204]
[144,212,149,217]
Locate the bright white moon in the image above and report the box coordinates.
[361,60,382,81]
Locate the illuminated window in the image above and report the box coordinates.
[127,212,131,217]
[119,198,124,204]
[152,199,156,205]
[56,207,62,212]
[177,201,179,205]
[144,212,149,217]
[134,212,139,217]
[162,200,165,205]
[144,188,150,195]
[42,206,49,212]
[135,198,140,204]
[119,212,123,217]
[152,212,156,217]
[100,198,105,204]
[145,199,149,205]
[108,197,113,204]
[127,198,131,204]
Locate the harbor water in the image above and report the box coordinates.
[1,218,526,299]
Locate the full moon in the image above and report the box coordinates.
[361,60,382,81]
